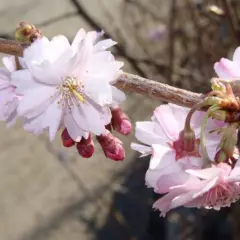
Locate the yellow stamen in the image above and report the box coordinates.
[71,88,85,103]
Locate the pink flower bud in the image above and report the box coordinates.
[97,130,125,161]
[61,128,75,147]
[76,135,94,158]
[111,107,132,135]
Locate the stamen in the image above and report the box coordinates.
[58,77,85,107]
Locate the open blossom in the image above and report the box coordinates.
[12,29,125,141]
[214,46,240,78]
[131,104,221,192]
[0,56,20,126]
[153,161,240,216]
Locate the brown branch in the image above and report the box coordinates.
[0,38,25,56]
[1,36,235,109]
[115,73,203,107]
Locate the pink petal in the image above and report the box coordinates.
[186,168,221,180]
[135,121,166,146]
[153,104,179,140]
[156,171,191,194]
[214,58,240,78]
[229,160,240,181]
[233,47,240,64]
[192,176,220,198]
[153,188,187,217]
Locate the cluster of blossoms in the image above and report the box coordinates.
[0,23,131,160]
[2,22,240,218]
[131,47,240,216]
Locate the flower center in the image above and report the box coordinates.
[168,138,201,160]
[57,77,85,107]
[201,183,240,209]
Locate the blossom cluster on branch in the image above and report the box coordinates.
[1,22,240,217]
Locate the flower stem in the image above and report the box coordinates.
[200,105,220,167]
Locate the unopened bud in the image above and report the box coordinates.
[15,22,42,43]
[97,130,125,161]
[76,135,94,158]
[61,128,75,147]
[111,107,131,135]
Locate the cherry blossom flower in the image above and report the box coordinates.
[153,161,240,216]
[0,56,21,126]
[214,47,240,78]
[131,104,221,192]
[13,29,125,141]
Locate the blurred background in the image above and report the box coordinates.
[0,0,240,239]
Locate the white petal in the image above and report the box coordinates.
[79,103,106,135]
[24,37,50,63]
[72,32,95,77]
[149,144,174,169]
[94,39,117,52]
[11,69,40,94]
[41,98,63,141]
[130,142,152,155]
[111,86,126,105]
[84,76,112,106]
[2,56,16,72]
[64,111,88,142]
[17,86,56,116]
[72,28,86,51]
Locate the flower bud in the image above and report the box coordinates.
[97,130,125,161]
[15,22,42,43]
[111,107,131,135]
[76,135,94,158]
[61,128,75,147]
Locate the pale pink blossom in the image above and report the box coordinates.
[153,161,240,216]
[131,104,221,192]
[0,56,21,126]
[214,47,240,78]
[12,30,125,141]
